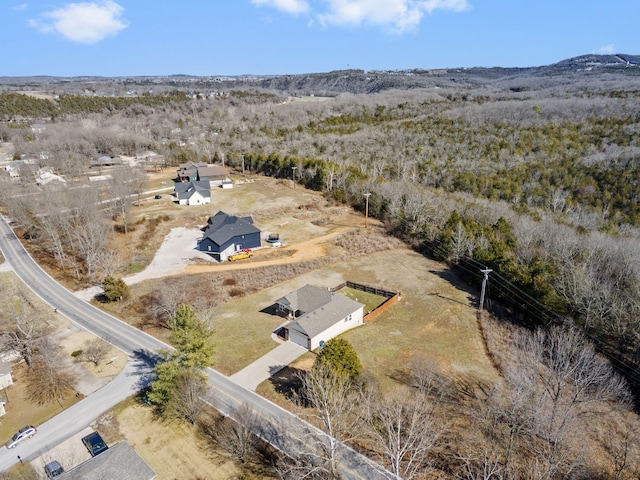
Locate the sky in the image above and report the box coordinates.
[1,0,639,77]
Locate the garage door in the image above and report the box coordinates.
[288,329,309,350]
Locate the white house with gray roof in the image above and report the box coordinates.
[173,180,211,206]
[276,285,364,350]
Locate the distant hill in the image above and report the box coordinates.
[0,54,638,96]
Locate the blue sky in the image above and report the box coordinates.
[2,0,639,77]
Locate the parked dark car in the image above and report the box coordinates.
[5,425,37,449]
[44,460,65,479]
[154,194,162,199]
[81,431,108,457]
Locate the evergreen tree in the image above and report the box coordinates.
[102,275,129,302]
[314,337,362,381]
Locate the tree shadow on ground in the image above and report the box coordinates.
[268,366,304,401]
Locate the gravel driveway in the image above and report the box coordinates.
[75,227,214,301]
[124,227,215,284]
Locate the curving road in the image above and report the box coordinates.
[0,216,393,479]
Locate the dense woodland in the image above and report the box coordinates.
[2,56,640,478]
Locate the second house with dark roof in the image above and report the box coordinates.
[198,211,261,261]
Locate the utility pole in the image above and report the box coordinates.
[292,166,297,189]
[241,154,245,174]
[364,192,371,228]
[479,267,492,310]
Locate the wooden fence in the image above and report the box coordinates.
[331,281,400,322]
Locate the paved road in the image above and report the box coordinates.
[0,216,393,479]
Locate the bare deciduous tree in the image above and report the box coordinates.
[204,403,262,464]
[26,337,75,407]
[366,388,442,480]
[295,363,364,478]
[172,368,208,424]
[0,284,50,368]
[82,338,111,366]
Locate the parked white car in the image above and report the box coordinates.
[6,425,37,449]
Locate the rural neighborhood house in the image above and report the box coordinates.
[276,285,365,350]
[198,211,261,261]
[176,161,232,187]
[173,180,211,206]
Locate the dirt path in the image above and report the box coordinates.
[184,224,352,274]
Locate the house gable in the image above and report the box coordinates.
[275,285,333,317]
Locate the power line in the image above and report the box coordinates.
[362,192,640,385]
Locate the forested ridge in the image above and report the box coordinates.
[2,56,640,478]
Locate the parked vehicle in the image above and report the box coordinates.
[81,431,108,457]
[44,460,65,479]
[154,195,162,199]
[5,425,37,449]
[228,249,252,261]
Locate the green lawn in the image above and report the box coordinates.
[338,286,388,314]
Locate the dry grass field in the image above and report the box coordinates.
[98,173,497,384]
[3,172,502,479]
[108,399,276,480]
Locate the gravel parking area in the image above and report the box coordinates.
[75,227,214,301]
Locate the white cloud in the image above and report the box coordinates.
[28,0,128,44]
[13,4,28,11]
[596,44,615,55]
[251,0,310,15]
[252,0,469,32]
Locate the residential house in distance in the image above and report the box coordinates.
[35,167,66,186]
[56,441,156,480]
[173,180,211,206]
[177,161,232,187]
[176,161,206,182]
[197,164,233,188]
[275,285,365,350]
[90,155,123,168]
[198,211,261,261]
[4,160,23,179]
